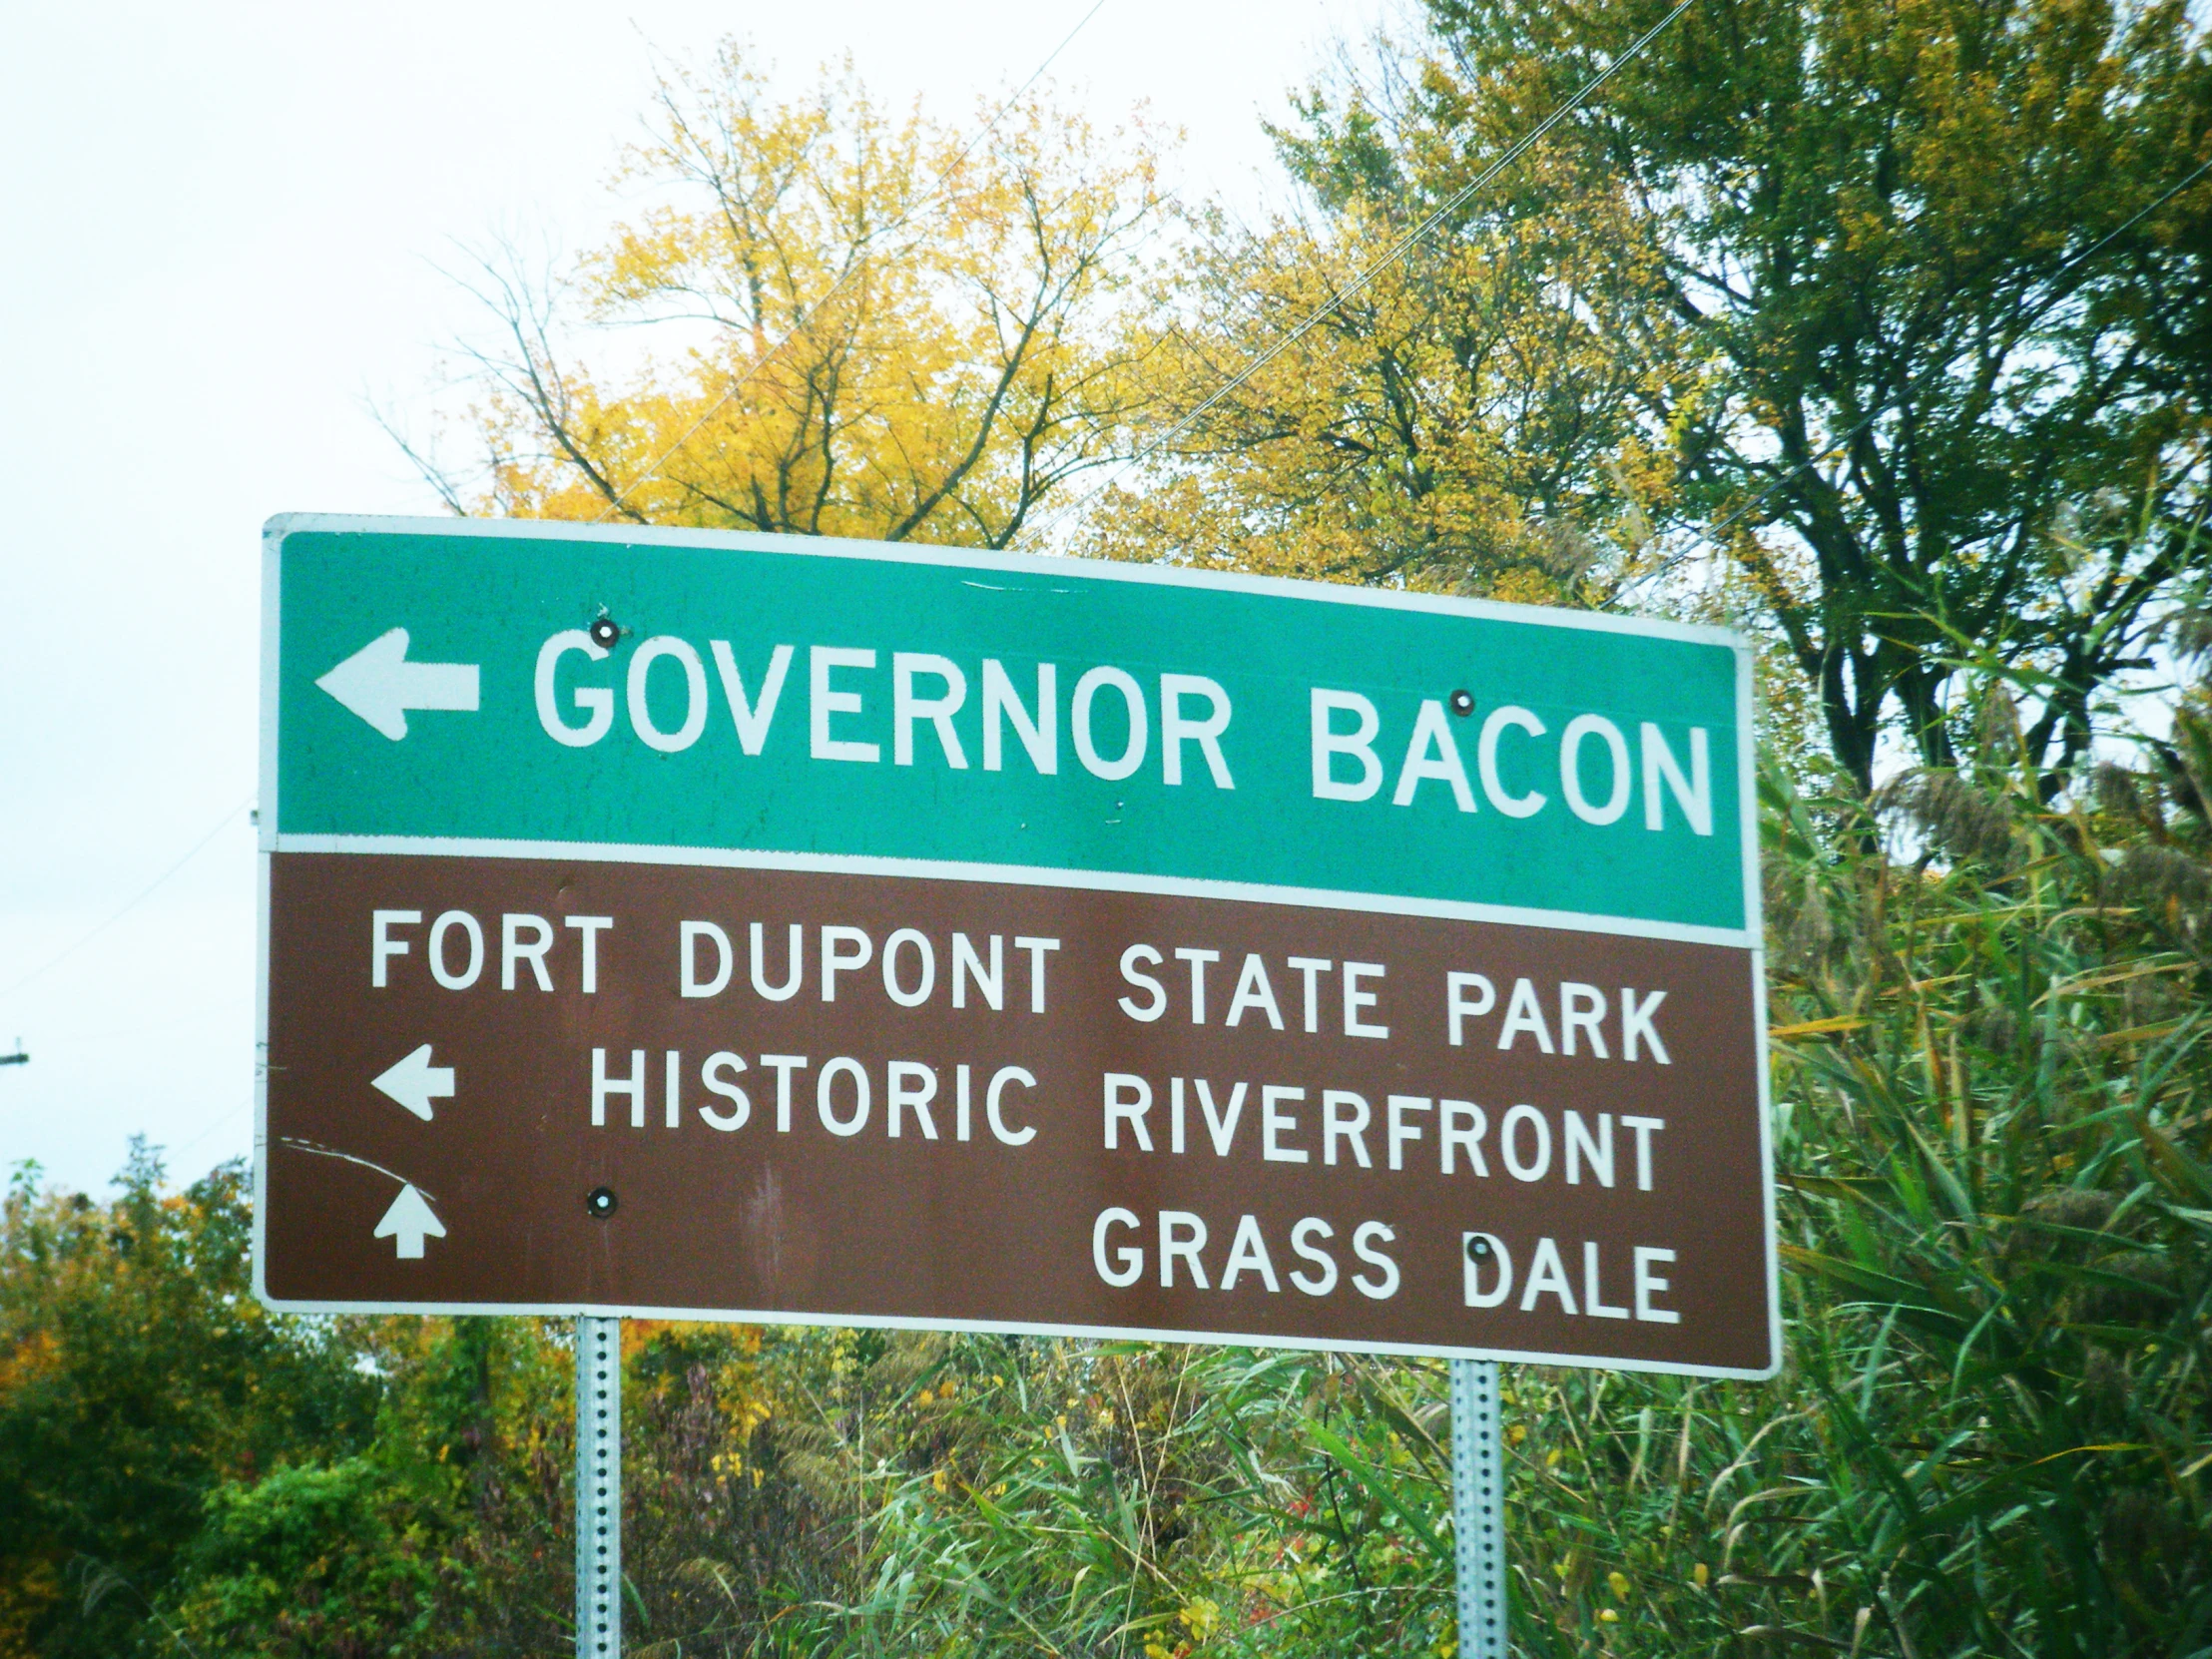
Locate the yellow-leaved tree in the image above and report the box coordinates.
[1053,135,1682,606]
[417,45,1168,545]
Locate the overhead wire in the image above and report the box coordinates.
[0,792,256,1003]
[589,0,1113,524]
[1017,0,1697,550]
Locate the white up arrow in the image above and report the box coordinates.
[315,627,480,741]
[374,1184,446,1259]
[371,1043,454,1122]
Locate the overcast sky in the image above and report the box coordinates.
[0,0,1395,1196]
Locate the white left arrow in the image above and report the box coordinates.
[315,627,480,741]
[374,1184,446,1259]
[371,1043,454,1122]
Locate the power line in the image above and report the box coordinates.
[0,793,255,1003]
[589,0,1113,524]
[1018,0,1696,550]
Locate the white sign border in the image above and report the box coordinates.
[252,513,1781,1382]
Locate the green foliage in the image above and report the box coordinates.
[1260,0,2212,788]
[0,1147,377,1658]
[165,1459,448,1657]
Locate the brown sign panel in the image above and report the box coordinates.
[259,850,1776,1376]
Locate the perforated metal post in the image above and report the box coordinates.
[1451,1358,1507,1659]
[575,1316,621,1658]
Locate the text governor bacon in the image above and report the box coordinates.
[264,851,1774,1374]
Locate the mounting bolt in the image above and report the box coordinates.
[1448,689,1476,717]
[585,1186,619,1219]
[589,616,621,649]
[1464,1234,1492,1263]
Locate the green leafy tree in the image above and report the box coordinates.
[0,1149,377,1658]
[1254,0,2212,789]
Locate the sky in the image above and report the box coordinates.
[0,0,1395,1197]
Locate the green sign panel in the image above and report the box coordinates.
[264,515,1753,940]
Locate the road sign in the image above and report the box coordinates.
[256,513,1776,1377]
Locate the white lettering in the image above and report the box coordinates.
[1463,1232,1512,1307]
[1585,1241,1630,1319]
[1564,1111,1615,1186]
[1220,1215,1281,1292]
[680,920,733,998]
[628,636,709,753]
[952,933,1003,1010]
[1322,1090,1373,1168]
[371,908,420,987]
[1224,954,1285,1030]
[1621,1116,1666,1191]
[892,653,969,769]
[1289,1218,1339,1295]
[1497,978,1555,1053]
[1634,1247,1680,1323]
[1561,714,1632,826]
[1477,706,1547,817]
[987,1066,1038,1145]
[429,910,484,990]
[750,922,803,1001]
[760,1054,808,1132]
[982,660,1057,774]
[536,631,614,748]
[1642,724,1713,835]
[700,1052,750,1130]
[818,1056,869,1136]
[503,913,555,991]
[564,916,613,994]
[810,646,879,763]
[709,641,794,754]
[1261,1085,1309,1163]
[1093,1208,1144,1287]
[1159,1211,1209,1289]
[1118,944,1168,1021]
[1500,1104,1552,1182]
[1446,972,1495,1045]
[1391,699,1476,811]
[592,1047,646,1129]
[821,925,872,1000]
[1287,956,1331,1032]
[1351,1221,1400,1299]
[1015,936,1059,1013]
[1440,1099,1489,1176]
[1386,1095,1432,1171]
[1622,988,1670,1064]
[1344,961,1389,1038]
[886,1060,938,1139]
[1160,674,1235,788]
[881,928,935,1007]
[1311,689,1382,801]
[1560,982,1610,1057]
[1519,1237,1577,1314]
[1072,666,1147,781]
[1104,1073,1154,1151]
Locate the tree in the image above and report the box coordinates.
[0,1150,376,1659]
[1071,162,1679,607]
[412,46,1168,548]
[1195,0,2212,789]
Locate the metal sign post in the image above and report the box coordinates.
[575,1316,621,1659]
[1451,1358,1506,1658]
